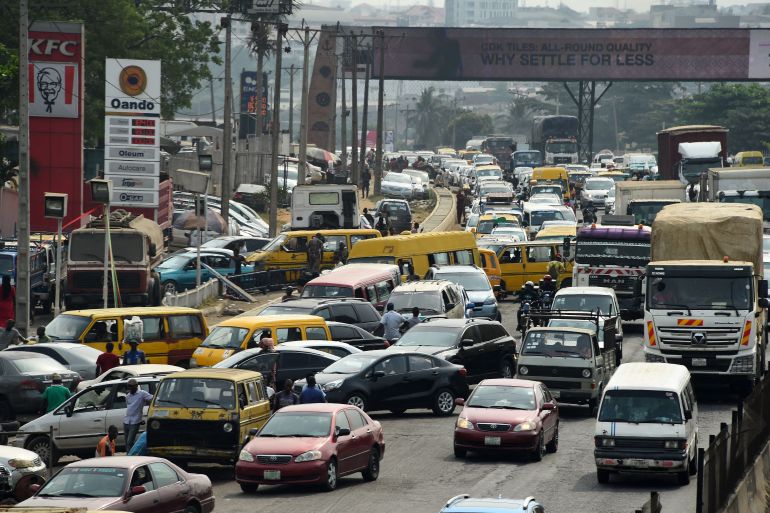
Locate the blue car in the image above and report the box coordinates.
[154,249,254,294]
[425,265,501,322]
[441,495,545,513]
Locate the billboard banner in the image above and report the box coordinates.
[373,27,770,81]
[239,71,269,139]
[28,21,85,232]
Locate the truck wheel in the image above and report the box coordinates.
[597,469,611,484]
[151,274,162,306]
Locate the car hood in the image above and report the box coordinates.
[460,406,538,425]
[0,445,41,462]
[466,290,493,305]
[19,496,121,510]
[246,437,327,456]
[313,372,355,386]
[389,345,456,357]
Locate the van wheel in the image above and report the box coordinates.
[688,445,698,476]
[597,469,611,484]
[677,470,690,485]
[239,483,258,493]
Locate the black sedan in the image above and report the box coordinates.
[327,321,389,351]
[212,346,338,385]
[295,350,469,416]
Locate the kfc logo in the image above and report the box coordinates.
[29,62,78,118]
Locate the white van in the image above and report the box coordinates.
[594,362,698,486]
[291,184,359,230]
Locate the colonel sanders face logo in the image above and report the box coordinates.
[36,67,63,113]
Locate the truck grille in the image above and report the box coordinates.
[520,365,586,379]
[658,326,740,348]
[477,423,511,432]
[148,419,237,450]
[613,438,668,450]
[73,271,142,291]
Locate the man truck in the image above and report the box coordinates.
[532,116,578,165]
[644,203,767,384]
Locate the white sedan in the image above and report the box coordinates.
[382,172,414,199]
[76,363,183,391]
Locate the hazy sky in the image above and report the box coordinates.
[353,0,753,12]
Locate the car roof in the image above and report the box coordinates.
[217,314,326,327]
[97,376,160,387]
[607,362,691,392]
[0,351,50,359]
[63,306,202,317]
[266,298,366,310]
[218,345,339,360]
[66,455,170,469]
[161,368,264,381]
[393,280,455,292]
[555,286,615,297]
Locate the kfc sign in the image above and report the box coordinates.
[29,39,78,57]
[29,62,78,118]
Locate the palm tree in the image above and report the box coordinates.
[411,87,449,150]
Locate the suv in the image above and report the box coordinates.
[441,495,545,513]
[374,199,412,234]
[424,265,500,321]
[260,298,381,332]
[387,280,469,320]
[390,318,517,382]
[213,345,339,384]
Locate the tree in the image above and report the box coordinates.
[675,83,770,152]
[443,111,494,149]
[0,43,18,122]
[504,92,553,135]
[411,87,450,150]
[0,0,222,144]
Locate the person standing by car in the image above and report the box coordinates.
[0,319,26,350]
[124,378,152,452]
[233,245,245,275]
[363,207,375,227]
[95,425,118,457]
[272,379,299,411]
[456,189,466,225]
[40,373,71,413]
[404,307,421,331]
[96,342,121,376]
[307,233,324,276]
[299,374,327,404]
[122,341,146,365]
[380,303,407,343]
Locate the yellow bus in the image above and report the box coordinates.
[347,231,480,278]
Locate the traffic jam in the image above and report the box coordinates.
[0,125,765,513]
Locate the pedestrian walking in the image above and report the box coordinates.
[456,189,466,225]
[0,320,26,350]
[0,275,15,329]
[122,341,147,365]
[361,167,371,198]
[380,303,407,343]
[124,378,152,452]
[40,373,71,413]
[363,207,375,227]
[233,245,245,275]
[95,426,118,457]
[299,374,327,404]
[96,342,121,376]
[306,233,324,276]
[272,379,299,411]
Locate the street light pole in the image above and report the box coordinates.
[374,30,385,196]
[221,14,233,222]
[102,204,110,308]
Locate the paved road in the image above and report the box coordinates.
[202,299,751,513]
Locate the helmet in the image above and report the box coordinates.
[543,275,553,282]
[525,281,535,287]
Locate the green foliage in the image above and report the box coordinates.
[675,83,770,153]
[444,111,494,149]
[411,87,451,150]
[0,133,18,186]
[0,43,18,122]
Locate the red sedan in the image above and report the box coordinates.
[236,403,385,492]
[18,456,214,513]
[453,378,559,461]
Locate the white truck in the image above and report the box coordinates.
[707,167,770,232]
[290,184,359,230]
[644,203,768,384]
[613,181,685,225]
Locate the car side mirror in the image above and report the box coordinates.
[684,409,693,421]
[130,485,146,497]
[372,370,385,380]
[461,338,474,347]
[248,428,259,437]
[542,402,555,411]
[454,398,465,406]
[335,426,351,438]
[760,280,769,299]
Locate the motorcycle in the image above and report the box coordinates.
[582,206,596,225]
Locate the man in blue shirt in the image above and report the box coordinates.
[123,378,153,452]
[122,341,147,365]
[380,303,407,343]
[299,374,327,404]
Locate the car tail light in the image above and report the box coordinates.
[459,367,468,377]
[382,340,390,348]
[233,192,243,199]
[20,380,41,391]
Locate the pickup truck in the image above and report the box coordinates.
[516,311,618,413]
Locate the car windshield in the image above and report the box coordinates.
[155,378,236,409]
[477,219,514,234]
[467,385,536,410]
[480,185,511,195]
[10,356,69,373]
[156,255,190,270]
[531,209,575,226]
[647,276,752,311]
[37,466,127,498]
[395,326,458,348]
[200,326,250,349]
[585,180,613,191]
[259,412,332,437]
[599,389,683,424]
[44,314,91,340]
[552,294,614,315]
[514,152,541,166]
[388,291,442,314]
[322,353,380,374]
[532,186,562,195]
[435,272,490,292]
[522,330,594,359]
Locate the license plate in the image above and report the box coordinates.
[552,390,561,399]
[263,470,281,480]
[484,436,501,446]
[692,358,707,367]
[627,459,649,468]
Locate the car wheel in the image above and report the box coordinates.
[453,445,467,458]
[239,483,258,494]
[496,311,502,322]
[162,280,178,295]
[346,393,367,411]
[27,436,58,466]
[362,448,380,482]
[531,432,545,462]
[500,359,514,379]
[432,388,456,416]
[546,423,559,453]
[597,469,611,484]
[322,458,338,492]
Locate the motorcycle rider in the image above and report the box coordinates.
[582,205,596,225]
[516,280,539,332]
[539,275,557,310]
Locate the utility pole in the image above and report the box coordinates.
[358,47,370,182]
[340,60,347,175]
[256,50,264,138]
[284,64,300,144]
[17,0,30,333]
[221,14,232,223]
[374,30,385,196]
[209,79,216,125]
[350,35,359,188]
[269,24,287,237]
[298,26,315,185]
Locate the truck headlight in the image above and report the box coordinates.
[295,450,323,463]
[582,369,592,378]
[664,440,685,449]
[597,437,615,447]
[239,449,254,462]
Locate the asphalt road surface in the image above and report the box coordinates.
[199,299,753,513]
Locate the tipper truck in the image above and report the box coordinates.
[644,203,767,383]
[532,116,578,165]
[614,181,686,226]
[706,167,770,232]
[657,125,728,183]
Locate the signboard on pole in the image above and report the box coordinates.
[104,59,161,207]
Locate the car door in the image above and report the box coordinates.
[476,323,505,376]
[104,381,156,450]
[405,355,438,403]
[149,461,190,513]
[498,244,525,292]
[368,355,409,409]
[333,410,357,475]
[457,325,484,379]
[55,383,113,452]
[537,385,556,440]
[276,351,325,383]
[344,408,372,470]
[330,304,359,326]
[125,464,163,513]
[353,303,381,332]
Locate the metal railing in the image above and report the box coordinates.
[227,268,304,295]
[162,279,220,308]
[697,376,770,513]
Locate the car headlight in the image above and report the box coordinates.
[295,450,323,463]
[597,437,615,447]
[518,365,528,375]
[239,449,255,462]
[149,420,161,430]
[323,379,344,392]
[8,459,35,469]
[582,368,592,378]
[223,422,233,433]
[513,421,536,432]
[456,417,474,430]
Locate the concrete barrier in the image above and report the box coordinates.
[723,438,770,513]
[421,187,457,233]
